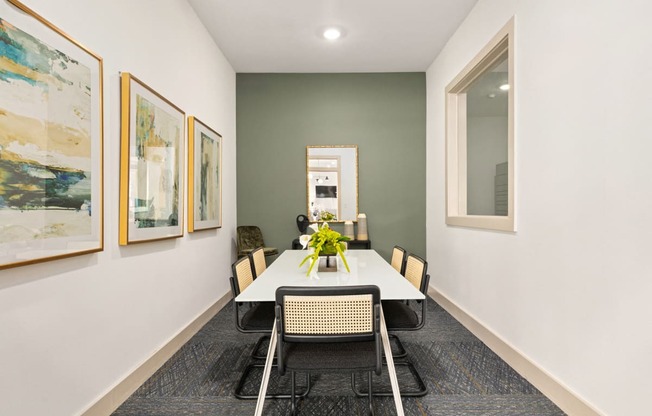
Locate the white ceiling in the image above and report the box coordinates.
[187,0,479,73]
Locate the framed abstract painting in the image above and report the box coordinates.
[0,0,104,269]
[119,73,184,244]
[188,116,222,232]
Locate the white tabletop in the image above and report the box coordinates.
[235,249,425,302]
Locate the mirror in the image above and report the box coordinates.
[306,145,358,222]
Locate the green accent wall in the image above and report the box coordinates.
[236,73,426,261]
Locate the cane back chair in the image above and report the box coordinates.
[275,285,383,415]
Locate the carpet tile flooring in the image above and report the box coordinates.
[113,298,565,415]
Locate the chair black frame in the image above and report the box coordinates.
[385,254,429,333]
[230,256,272,336]
[275,285,383,415]
[230,257,311,400]
[388,246,408,358]
[230,255,271,370]
[353,253,429,397]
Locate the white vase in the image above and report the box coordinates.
[357,213,368,240]
[344,221,354,239]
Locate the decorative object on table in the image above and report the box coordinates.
[119,72,185,244]
[344,221,355,239]
[0,0,104,269]
[296,214,310,234]
[357,213,368,240]
[298,222,350,275]
[317,255,338,272]
[187,116,222,232]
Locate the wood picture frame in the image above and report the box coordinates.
[119,72,184,244]
[188,116,222,232]
[0,0,104,269]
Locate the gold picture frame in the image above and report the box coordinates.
[0,0,104,269]
[188,116,222,232]
[119,72,185,244]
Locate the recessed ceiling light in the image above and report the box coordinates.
[323,28,341,40]
[499,83,510,91]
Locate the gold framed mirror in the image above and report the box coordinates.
[306,145,358,222]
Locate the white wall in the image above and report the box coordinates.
[427,1,652,415]
[0,1,236,415]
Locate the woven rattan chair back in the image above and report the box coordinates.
[404,254,427,292]
[233,256,255,293]
[390,246,406,274]
[275,285,382,414]
[250,247,267,278]
[276,286,381,343]
[283,294,374,336]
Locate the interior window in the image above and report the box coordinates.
[445,18,514,231]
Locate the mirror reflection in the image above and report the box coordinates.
[466,52,508,216]
[306,145,358,222]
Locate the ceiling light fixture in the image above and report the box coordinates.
[499,83,510,91]
[323,28,341,40]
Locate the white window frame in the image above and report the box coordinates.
[445,17,515,232]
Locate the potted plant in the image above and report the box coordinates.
[299,222,350,275]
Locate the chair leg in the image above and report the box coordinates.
[291,371,297,415]
[367,371,374,416]
[234,363,311,399]
[251,335,271,360]
[352,361,427,397]
[387,334,408,359]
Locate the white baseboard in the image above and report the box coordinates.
[428,287,603,416]
[81,291,232,416]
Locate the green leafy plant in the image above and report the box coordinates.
[299,222,350,276]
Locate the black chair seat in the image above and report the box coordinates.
[241,302,275,330]
[381,300,419,329]
[282,341,378,372]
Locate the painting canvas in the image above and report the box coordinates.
[119,72,184,244]
[0,1,103,269]
[188,116,221,231]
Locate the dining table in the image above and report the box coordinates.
[234,249,425,416]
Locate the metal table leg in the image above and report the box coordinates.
[380,307,404,416]
[254,321,277,416]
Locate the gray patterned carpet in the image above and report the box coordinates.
[113,298,565,415]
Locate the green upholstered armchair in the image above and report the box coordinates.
[236,226,279,259]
